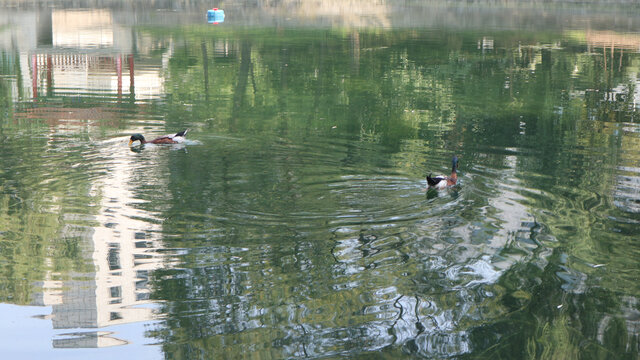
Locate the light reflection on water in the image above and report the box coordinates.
[1,1,640,358]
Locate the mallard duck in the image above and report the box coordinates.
[129,129,189,146]
[427,156,459,189]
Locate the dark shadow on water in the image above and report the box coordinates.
[426,186,460,200]
[426,188,439,200]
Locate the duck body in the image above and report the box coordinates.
[129,129,189,146]
[427,156,458,189]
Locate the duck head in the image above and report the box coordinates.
[452,156,459,173]
[129,134,146,146]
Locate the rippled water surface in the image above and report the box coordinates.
[2,1,640,358]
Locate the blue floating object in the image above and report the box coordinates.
[207,8,225,24]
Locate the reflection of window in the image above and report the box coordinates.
[108,243,121,270]
[110,312,123,321]
[135,280,147,290]
[136,270,149,290]
[109,286,122,304]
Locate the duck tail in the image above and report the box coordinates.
[426,174,437,187]
[175,129,189,137]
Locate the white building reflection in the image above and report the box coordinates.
[30,123,171,348]
[7,8,172,348]
[27,52,167,101]
[581,32,640,213]
[614,124,640,214]
[52,9,115,48]
[2,8,170,102]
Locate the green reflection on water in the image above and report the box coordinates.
[1,13,640,359]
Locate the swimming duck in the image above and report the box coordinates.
[129,129,189,146]
[427,156,459,189]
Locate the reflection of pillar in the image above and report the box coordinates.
[128,54,134,97]
[47,55,53,97]
[541,49,551,69]
[610,42,614,72]
[202,42,209,101]
[32,54,37,100]
[350,31,360,75]
[116,55,122,99]
[619,48,623,72]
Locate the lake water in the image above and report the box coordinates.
[1,1,640,358]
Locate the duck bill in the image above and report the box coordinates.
[128,139,134,146]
